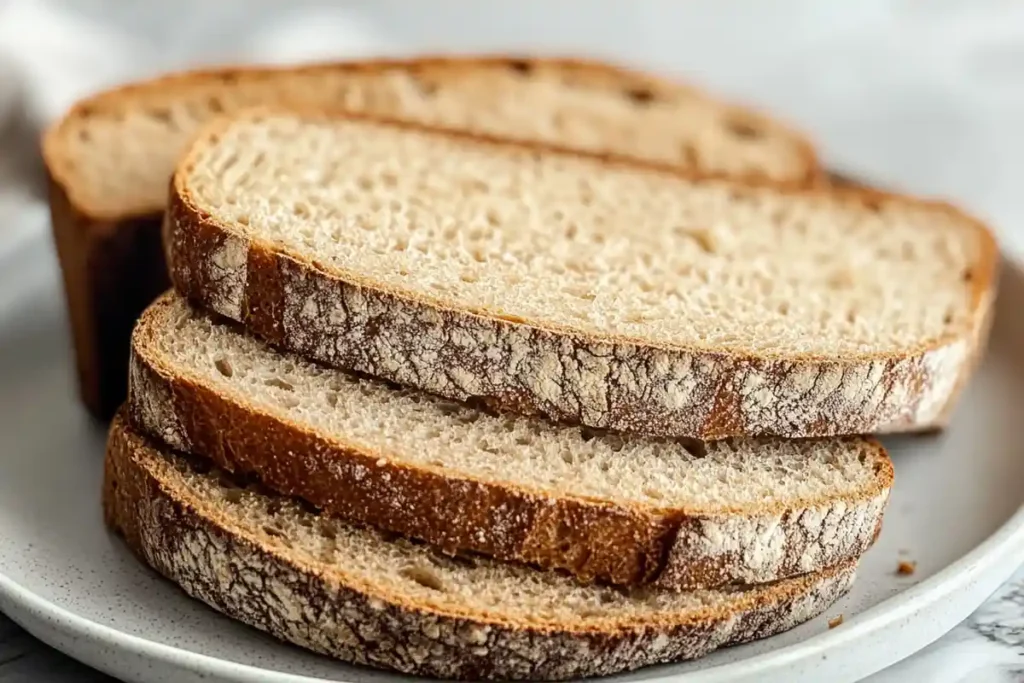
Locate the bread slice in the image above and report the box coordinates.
[45,56,819,423]
[167,110,997,441]
[104,411,857,680]
[129,292,891,590]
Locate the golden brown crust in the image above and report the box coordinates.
[47,174,168,420]
[129,293,891,590]
[166,111,997,440]
[103,413,858,680]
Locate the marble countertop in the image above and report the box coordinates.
[2,1,1024,681]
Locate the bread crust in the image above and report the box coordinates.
[166,111,998,441]
[103,413,857,680]
[43,55,821,422]
[47,175,168,420]
[129,295,890,590]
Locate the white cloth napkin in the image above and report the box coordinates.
[0,0,394,222]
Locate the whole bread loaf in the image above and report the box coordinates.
[104,412,856,680]
[45,56,819,421]
[166,109,997,440]
[129,292,891,590]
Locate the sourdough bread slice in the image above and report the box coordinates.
[168,110,997,440]
[104,412,856,680]
[130,293,891,590]
[45,56,819,423]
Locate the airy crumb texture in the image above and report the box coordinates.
[181,113,987,358]
[145,295,889,512]
[108,415,854,629]
[46,58,816,219]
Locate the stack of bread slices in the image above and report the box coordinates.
[46,57,996,680]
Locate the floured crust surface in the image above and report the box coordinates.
[166,113,998,440]
[129,293,891,589]
[103,413,856,680]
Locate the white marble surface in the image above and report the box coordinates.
[2,1,1024,681]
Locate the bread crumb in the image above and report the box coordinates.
[897,560,916,576]
[828,614,843,629]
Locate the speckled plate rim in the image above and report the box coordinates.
[3,506,1023,683]
[1,211,1024,683]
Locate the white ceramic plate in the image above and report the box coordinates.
[1,209,1023,683]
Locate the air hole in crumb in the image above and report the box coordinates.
[863,197,883,213]
[381,171,399,188]
[150,109,173,125]
[325,392,339,408]
[680,142,700,166]
[507,59,533,75]
[471,248,487,263]
[411,75,438,97]
[463,178,490,194]
[560,451,573,465]
[263,524,287,539]
[357,176,373,191]
[265,377,294,391]
[401,565,445,592]
[828,270,854,290]
[298,516,314,528]
[214,358,233,378]
[777,302,790,316]
[77,129,92,143]
[564,223,579,240]
[486,209,501,227]
[725,118,763,140]
[962,269,974,282]
[643,487,664,500]
[847,309,858,324]
[598,460,611,472]
[625,87,656,105]
[580,427,602,442]
[237,215,250,226]
[943,311,954,325]
[687,230,716,254]
[515,435,533,446]
[461,271,479,283]
[223,488,243,504]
